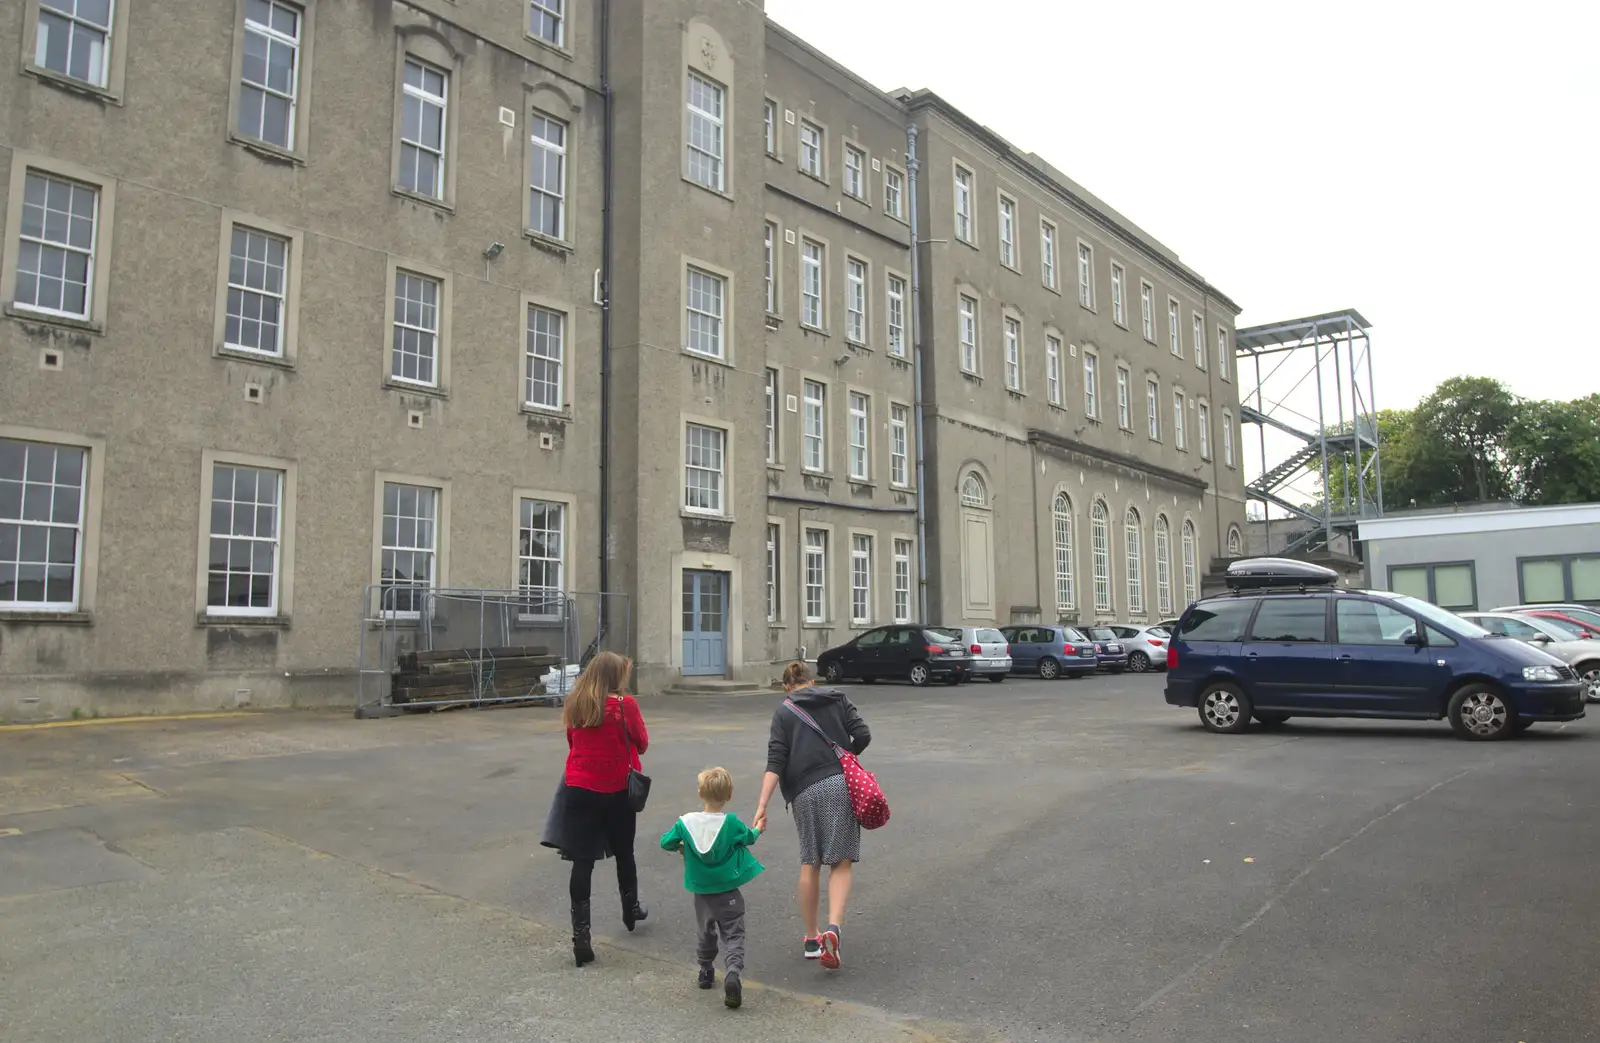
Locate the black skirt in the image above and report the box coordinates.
[540,780,632,862]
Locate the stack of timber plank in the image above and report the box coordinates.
[390,646,562,707]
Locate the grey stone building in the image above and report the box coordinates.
[0,0,1244,718]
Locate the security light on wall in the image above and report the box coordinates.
[835,352,852,366]
[484,242,505,260]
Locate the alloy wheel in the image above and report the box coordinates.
[1458,690,1509,737]
[1039,658,1060,680]
[909,663,930,686]
[1202,689,1242,730]
[1582,667,1600,703]
[1128,652,1150,673]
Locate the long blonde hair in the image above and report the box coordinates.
[562,651,634,729]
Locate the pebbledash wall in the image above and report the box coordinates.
[0,0,1245,719]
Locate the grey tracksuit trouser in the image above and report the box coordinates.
[693,888,746,975]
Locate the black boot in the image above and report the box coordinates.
[621,891,648,932]
[571,901,595,967]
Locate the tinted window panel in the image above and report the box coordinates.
[1247,597,1327,643]
[1335,599,1415,645]
[1180,600,1255,642]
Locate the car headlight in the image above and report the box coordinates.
[1523,665,1562,682]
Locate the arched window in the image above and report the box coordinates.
[1091,500,1111,613]
[1124,506,1144,615]
[1227,527,1242,557]
[960,471,987,508]
[1182,520,1199,606]
[1052,492,1075,614]
[1154,515,1173,617]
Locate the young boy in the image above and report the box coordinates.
[660,767,763,1009]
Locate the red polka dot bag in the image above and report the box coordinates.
[784,699,890,830]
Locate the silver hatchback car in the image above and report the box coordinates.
[957,626,1013,683]
[1464,612,1600,703]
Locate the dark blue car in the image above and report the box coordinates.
[1165,558,1587,741]
[1000,625,1099,679]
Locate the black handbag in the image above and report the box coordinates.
[620,707,651,813]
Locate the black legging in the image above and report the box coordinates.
[566,787,638,904]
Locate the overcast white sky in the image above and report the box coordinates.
[765,0,1599,415]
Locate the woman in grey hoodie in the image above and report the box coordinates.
[753,661,871,970]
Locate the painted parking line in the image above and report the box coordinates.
[0,711,261,733]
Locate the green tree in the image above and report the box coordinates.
[1505,394,1600,505]
[1322,408,1415,510]
[1408,376,1517,503]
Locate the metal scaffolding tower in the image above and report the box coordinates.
[1235,309,1380,556]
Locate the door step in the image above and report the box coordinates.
[660,679,777,698]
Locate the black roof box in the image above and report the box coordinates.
[1224,557,1339,591]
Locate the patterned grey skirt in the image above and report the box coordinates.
[791,773,860,866]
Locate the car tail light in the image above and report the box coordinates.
[1166,644,1178,670]
[925,645,944,656]
[1148,638,1165,647]
[1062,643,1076,655]
[970,643,982,655]
[1005,645,1011,656]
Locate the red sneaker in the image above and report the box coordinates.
[820,926,841,969]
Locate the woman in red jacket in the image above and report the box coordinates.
[560,650,649,966]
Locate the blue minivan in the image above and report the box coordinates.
[1165,558,1587,741]
[1001,625,1100,679]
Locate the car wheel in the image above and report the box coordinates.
[823,660,844,684]
[987,674,1006,683]
[1038,657,1061,680]
[1254,712,1290,727]
[1577,663,1600,703]
[1198,682,1252,734]
[908,663,931,687]
[1128,651,1150,673]
[1448,684,1515,741]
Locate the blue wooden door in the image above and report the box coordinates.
[682,571,727,676]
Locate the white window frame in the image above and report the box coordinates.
[850,534,873,626]
[1003,316,1022,391]
[848,391,870,481]
[1083,350,1099,418]
[685,265,726,359]
[238,0,302,151]
[1045,336,1062,405]
[884,165,904,219]
[958,294,979,374]
[802,379,826,472]
[1223,410,1235,467]
[1125,507,1145,615]
[1140,280,1155,342]
[954,165,974,243]
[399,58,448,201]
[379,481,438,619]
[524,303,565,411]
[800,238,824,329]
[1182,521,1199,605]
[1168,297,1182,358]
[998,194,1017,269]
[206,462,286,618]
[1217,325,1231,380]
[844,144,866,200]
[1040,220,1058,290]
[0,436,88,612]
[1147,378,1160,440]
[799,120,823,178]
[14,169,100,322]
[1091,500,1112,614]
[1077,241,1094,308]
[685,70,726,192]
[224,224,290,357]
[763,99,777,157]
[1173,391,1187,450]
[1155,516,1173,616]
[390,269,441,388]
[1193,313,1207,370]
[804,528,828,623]
[517,497,566,619]
[1116,366,1131,430]
[683,422,726,515]
[845,256,867,345]
[763,222,777,315]
[766,521,780,622]
[1198,402,1211,459]
[889,404,910,488]
[1110,262,1126,326]
[1052,492,1075,614]
[527,111,568,240]
[764,367,778,465]
[886,273,907,357]
[528,0,565,48]
[32,0,116,89]
[892,538,913,624]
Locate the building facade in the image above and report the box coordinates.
[0,0,1245,718]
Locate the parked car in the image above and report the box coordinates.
[1165,557,1586,741]
[1463,612,1600,703]
[1082,627,1128,672]
[1492,604,1600,638]
[816,625,971,687]
[956,626,1013,683]
[1107,625,1171,673]
[1000,625,1099,679]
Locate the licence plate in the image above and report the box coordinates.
[1108,644,1122,652]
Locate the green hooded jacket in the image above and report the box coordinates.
[659,811,764,895]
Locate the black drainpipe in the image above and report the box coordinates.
[597,0,614,625]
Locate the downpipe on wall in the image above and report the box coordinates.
[597,0,614,628]
[906,122,930,623]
